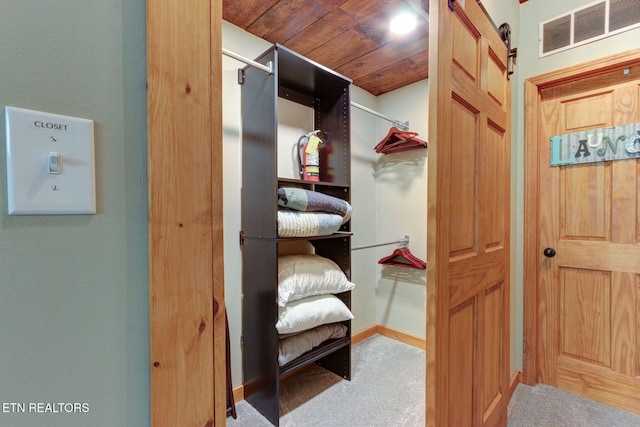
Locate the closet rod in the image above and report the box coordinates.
[222,48,273,74]
[350,102,410,131]
[352,235,409,251]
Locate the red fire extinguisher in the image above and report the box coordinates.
[319,141,334,182]
[297,131,322,182]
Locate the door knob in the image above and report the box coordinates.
[543,247,556,258]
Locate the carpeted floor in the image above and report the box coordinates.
[227,334,640,426]
[508,383,640,427]
[227,334,425,426]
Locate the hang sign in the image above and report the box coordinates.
[550,122,640,166]
[305,135,321,154]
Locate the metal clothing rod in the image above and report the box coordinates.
[350,102,410,131]
[352,235,410,251]
[222,48,273,74]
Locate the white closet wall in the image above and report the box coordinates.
[350,82,428,340]
[375,82,429,339]
[222,20,427,388]
[349,86,380,334]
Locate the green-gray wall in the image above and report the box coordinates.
[0,1,148,426]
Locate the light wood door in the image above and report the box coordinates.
[534,61,640,415]
[427,0,511,426]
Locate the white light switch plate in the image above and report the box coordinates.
[5,106,96,215]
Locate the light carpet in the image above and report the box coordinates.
[227,334,425,427]
[228,334,640,426]
[508,382,640,427]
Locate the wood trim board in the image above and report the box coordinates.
[147,0,225,425]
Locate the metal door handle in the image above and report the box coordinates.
[543,247,556,258]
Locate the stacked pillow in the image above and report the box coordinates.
[276,254,355,307]
[276,254,355,366]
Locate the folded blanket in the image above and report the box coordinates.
[278,323,348,366]
[278,187,352,224]
[277,210,344,238]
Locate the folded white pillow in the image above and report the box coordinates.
[276,294,354,335]
[278,323,348,366]
[278,254,355,307]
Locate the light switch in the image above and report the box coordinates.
[48,152,61,174]
[5,106,96,215]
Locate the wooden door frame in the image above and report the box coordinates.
[147,0,225,425]
[523,48,640,385]
[149,0,520,425]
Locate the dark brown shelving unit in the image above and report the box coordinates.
[240,44,352,426]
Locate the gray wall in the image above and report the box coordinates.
[0,1,148,426]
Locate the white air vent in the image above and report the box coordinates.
[540,0,640,57]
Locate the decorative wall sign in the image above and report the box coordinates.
[550,122,640,166]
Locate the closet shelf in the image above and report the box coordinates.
[241,231,352,243]
[279,336,351,377]
[277,177,348,188]
[241,43,352,426]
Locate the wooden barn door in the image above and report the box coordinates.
[526,52,640,415]
[427,0,511,426]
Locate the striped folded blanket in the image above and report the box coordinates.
[278,187,352,224]
[277,211,344,238]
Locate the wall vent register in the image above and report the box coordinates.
[540,0,640,57]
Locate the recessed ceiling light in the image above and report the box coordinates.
[390,12,418,35]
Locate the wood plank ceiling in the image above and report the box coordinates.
[223,0,430,96]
